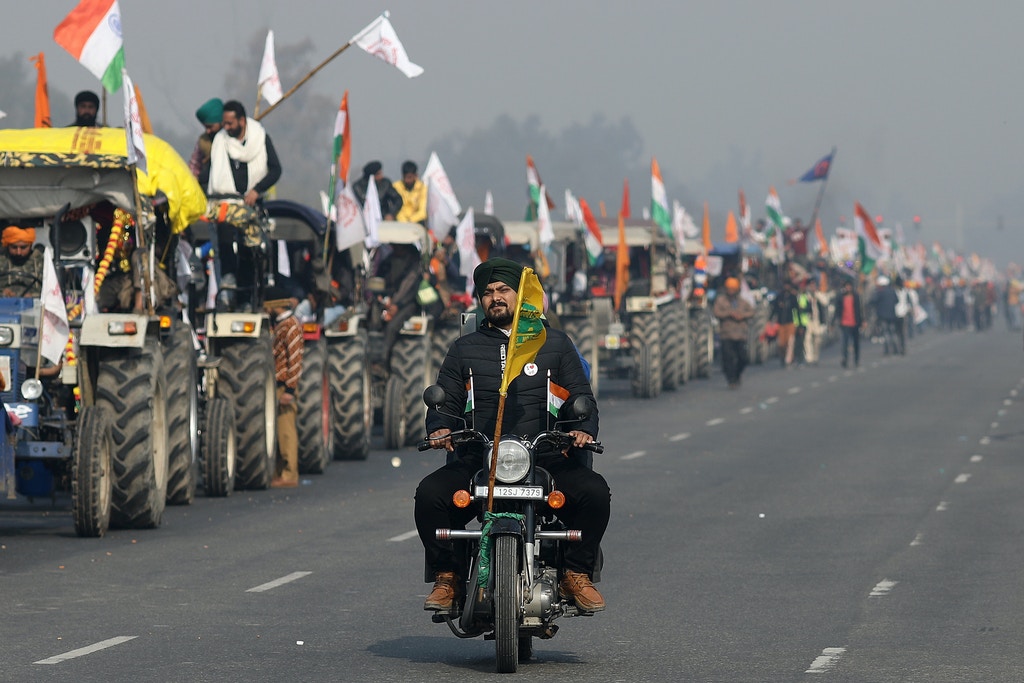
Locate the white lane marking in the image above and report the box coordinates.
[910,533,924,546]
[980,436,991,445]
[388,530,419,542]
[246,571,313,593]
[954,473,972,484]
[739,407,754,415]
[998,409,1007,416]
[936,501,949,511]
[827,375,838,382]
[764,396,779,404]
[971,455,984,463]
[669,432,691,442]
[1011,390,1018,397]
[870,579,898,597]
[787,387,801,394]
[1003,399,1013,406]
[706,418,725,427]
[991,422,999,429]
[805,647,846,674]
[621,450,646,460]
[34,636,137,665]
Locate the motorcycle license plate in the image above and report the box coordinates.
[474,485,544,500]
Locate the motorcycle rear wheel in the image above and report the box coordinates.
[493,534,520,673]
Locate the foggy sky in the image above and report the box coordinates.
[4,1,1024,265]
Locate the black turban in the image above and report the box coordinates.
[362,161,382,178]
[75,90,100,107]
[473,257,523,299]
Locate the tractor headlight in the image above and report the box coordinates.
[0,326,13,346]
[488,439,531,483]
[21,378,43,400]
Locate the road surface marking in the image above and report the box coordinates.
[739,407,753,415]
[979,436,991,445]
[669,432,691,442]
[1003,399,1013,406]
[621,450,646,460]
[1011,390,1018,397]
[34,636,137,665]
[827,375,838,382]
[805,647,846,674]
[388,530,419,542]
[787,387,801,394]
[246,571,313,593]
[936,501,949,511]
[954,473,971,484]
[910,533,924,546]
[706,418,725,427]
[764,396,779,404]
[869,579,898,597]
[970,455,983,463]
[991,422,999,429]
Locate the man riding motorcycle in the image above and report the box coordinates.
[414,257,611,613]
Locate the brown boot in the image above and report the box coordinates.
[424,571,460,611]
[559,570,605,612]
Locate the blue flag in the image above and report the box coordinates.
[797,150,834,182]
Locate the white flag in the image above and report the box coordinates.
[537,184,553,250]
[277,240,291,277]
[455,208,480,295]
[258,30,284,106]
[484,190,494,216]
[363,178,383,248]
[350,12,424,78]
[0,111,6,120]
[40,247,69,366]
[334,183,366,252]
[427,181,457,242]
[120,69,147,175]
[565,189,583,226]
[423,152,461,215]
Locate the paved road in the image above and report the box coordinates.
[2,328,1024,682]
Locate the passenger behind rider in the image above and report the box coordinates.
[393,160,427,225]
[0,226,44,298]
[368,243,425,367]
[189,97,223,178]
[415,257,610,613]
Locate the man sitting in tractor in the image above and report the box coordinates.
[0,225,45,298]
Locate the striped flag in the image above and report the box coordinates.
[54,0,125,93]
[765,186,785,235]
[464,375,475,413]
[578,197,604,265]
[547,376,569,418]
[651,158,672,237]
[328,91,351,217]
[526,155,555,218]
[854,201,885,274]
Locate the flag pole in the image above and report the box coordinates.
[486,393,506,513]
[254,43,354,121]
[129,164,155,316]
[807,146,837,235]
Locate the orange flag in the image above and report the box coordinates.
[133,83,153,134]
[599,200,607,218]
[724,210,739,243]
[702,202,712,252]
[815,217,828,256]
[614,211,630,312]
[30,53,51,128]
[620,178,630,219]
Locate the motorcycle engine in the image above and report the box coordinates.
[523,567,558,620]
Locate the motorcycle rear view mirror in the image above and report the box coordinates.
[422,384,468,428]
[555,395,595,428]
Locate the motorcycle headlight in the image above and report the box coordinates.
[489,439,531,483]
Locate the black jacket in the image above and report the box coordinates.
[427,323,598,457]
[353,176,404,218]
[870,286,899,321]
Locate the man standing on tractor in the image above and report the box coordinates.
[393,160,427,225]
[353,161,403,221]
[189,97,223,178]
[69,90,100,127]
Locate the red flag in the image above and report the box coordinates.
[30,53,51,128]
[620,178,630,219]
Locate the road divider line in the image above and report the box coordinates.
[827,375,838,382]
[34,636,137,665]
[970,455,983,463]
[936,501,949,511]
[869,579,898,597]
[706,418,725,427]
[954,473,971,484]
[764,396,779,404]
[621,450,647,460]
[246,571,313,593]
[388,530,419,542]
[991,422,999,429]
[669,433,690,442]
[979,436,991,445]
[787,387,801,394]
[805,647,846,674]
[910,533,923,546]
[739,407,753,415]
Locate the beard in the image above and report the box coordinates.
[7,251,29,267]
[227,125,243,139]
[484,301,513,328]
[74,113,96,127]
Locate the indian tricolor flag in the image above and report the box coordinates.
[578,197,604,266]
[854,201,885,274]
[765,186,785,235]
[547,377,569,418]
[526,155,555,218]
[54,0,125,93]
[464,374,475,413]
[651,157,672,237]
[328,90,351,206]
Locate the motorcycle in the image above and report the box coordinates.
[419,384,603,673]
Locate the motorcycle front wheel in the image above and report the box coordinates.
[493,534,520,673]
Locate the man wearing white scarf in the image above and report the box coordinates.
[202,100,282,205]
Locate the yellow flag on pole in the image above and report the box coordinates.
[499,266,547,395]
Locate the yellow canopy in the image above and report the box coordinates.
[0,127,206,234]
